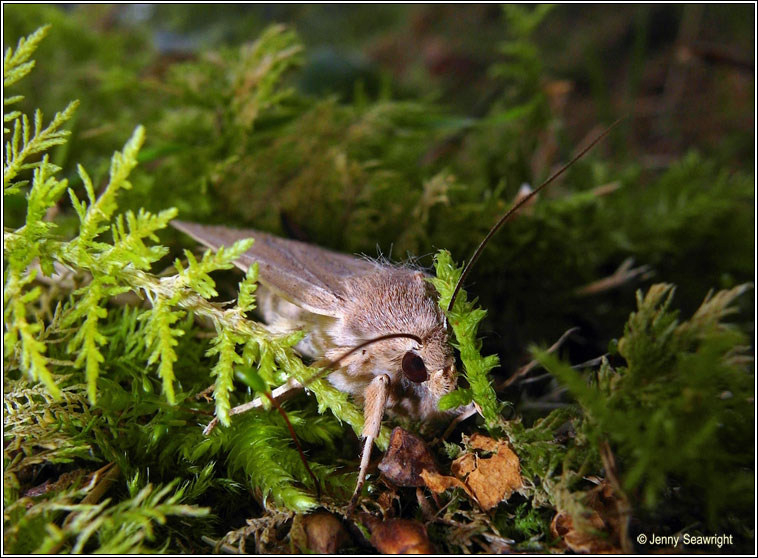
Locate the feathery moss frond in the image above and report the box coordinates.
[431,249,502,427]
[3,24,50,87]
[4,270,59,398]
[236,262,259,314]
[140,298,185,404]
[536,282,753,524]
[205,328,245,427]
[3,382,98,502]
[15,157,68,267]
[225,412,332,512]
[174,238,254,299]
[4,476,209,554]
[105,208,178,272]
[4,101,79,192]
[61,278,111,403]
[68,126,145,247]
[230,24,304,131]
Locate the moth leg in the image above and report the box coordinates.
[348,374,390,514]
[202,377,302,435]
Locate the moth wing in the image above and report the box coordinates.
[172,220,380,317]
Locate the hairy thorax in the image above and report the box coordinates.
[257,266,457,424]
[329,268,456,423]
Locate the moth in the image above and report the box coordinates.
[173,220,454,505]
[172,122,617,510]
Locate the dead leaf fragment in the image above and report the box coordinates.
[370,518,435,554]
[456,437,522,510]
[378,427,438,487]
[551,482,623,554]
[421,434,523,511]
[375,484,401,517]
[467,432,501,452]
[551,512,618,554]
[450,452,476,477]
[420,469,475,501]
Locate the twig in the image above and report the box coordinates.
[590,180,621,197]
[201,536,240,554]
[62,462,121,529]
[202,377,302,435]
[686,41,754,73]
[194,383,215,402]
[496,327,580,391]
[574,257,651,296]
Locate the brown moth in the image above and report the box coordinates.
[172,220,455,507]
[172,121,619,510]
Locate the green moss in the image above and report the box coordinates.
[537,283,754,528]
[4,9,753,553]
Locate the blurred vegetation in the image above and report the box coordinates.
[3,4,754,554]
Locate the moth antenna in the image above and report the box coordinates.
[446,118,624,313]
[267,332,420,502]
[325,333,423,370]
[204,385,322,498]
[261,390,321,499]
[202,336,421,500]
[301,333,423,389]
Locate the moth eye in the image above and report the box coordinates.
[401,351,428,383]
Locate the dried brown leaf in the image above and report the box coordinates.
[420,469,476,501]
[422,434,523,511]
[378,427,438,487]
[456,435,523,510]
[451,452,476,477]
[551,482,624,554]
[467,432,501,452]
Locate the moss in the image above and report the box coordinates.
[4,9,754,553]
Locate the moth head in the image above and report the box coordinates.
[401,325,457,400]
[390,329,456,429]
[326,329,457,394]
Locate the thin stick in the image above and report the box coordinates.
[599,440,633,553]
[203,378,301,435]
[496,327,580,391]
[574,258,651,296]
